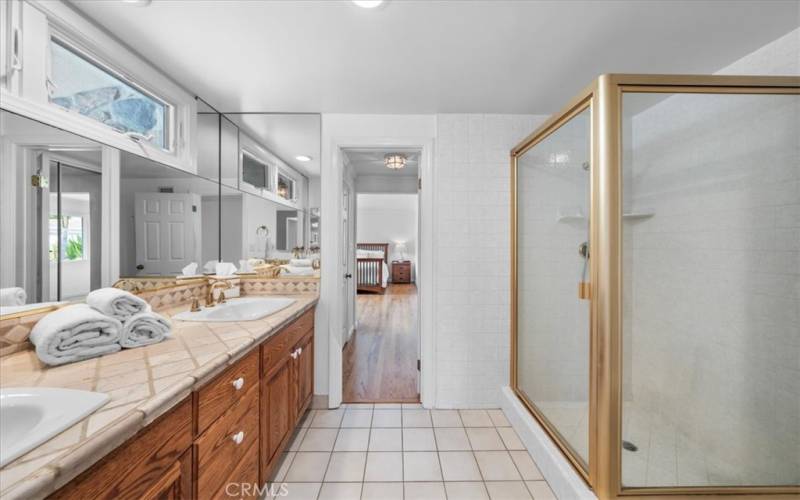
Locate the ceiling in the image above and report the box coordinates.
[344,148,420,178]
[72,1,799,115]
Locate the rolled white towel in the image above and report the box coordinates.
[0,287,26,307]
[281,265,315,276]
[120,311,171,348]
[29,304,122,366]
[289,258,312,268]
[86,287,150,321]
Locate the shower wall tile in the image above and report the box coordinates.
[434,114,546,407]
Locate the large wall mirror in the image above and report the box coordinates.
[1,107,321,318]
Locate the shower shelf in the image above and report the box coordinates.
[556,210,654,223]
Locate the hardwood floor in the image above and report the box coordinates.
[343,284,419,403]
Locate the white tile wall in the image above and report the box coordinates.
[434,114,547,407]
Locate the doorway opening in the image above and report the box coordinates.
[340,148,421,403]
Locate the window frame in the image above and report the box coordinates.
[276,170,296,201]
[46,31,176,153]
[241,148,272,193]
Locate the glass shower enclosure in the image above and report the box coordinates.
[511,74,799,499]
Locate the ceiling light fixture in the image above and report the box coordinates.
[295,155,312,162]
[120,0,152,6]
[384,153,406,170]
[352,0,384,8]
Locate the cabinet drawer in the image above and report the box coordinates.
[262,308,313,375]
[196,350,259,434]
[196,385,259,496]
[211,442,259,500]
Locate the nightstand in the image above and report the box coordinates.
[391,260,412,284]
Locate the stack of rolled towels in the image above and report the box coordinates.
[29,288,171,366]
[282,258,315,276]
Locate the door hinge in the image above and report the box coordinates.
[31,175,48,188]
[418,178,421,190]
[417,359,421,371]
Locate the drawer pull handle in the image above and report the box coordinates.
[297,347,303,355]
[231,431,245,445]
[232,377,245,390]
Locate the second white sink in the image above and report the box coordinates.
[0,387,109,467]
[172,296,296,322]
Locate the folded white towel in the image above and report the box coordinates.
[86,288,151,321]
[181,262,198,276]
[120,311,171,349]
[282,265,315,276]
[29,304,122,366]
[204,260,219,273]
[289,258,312,268]
[0,287,26,307]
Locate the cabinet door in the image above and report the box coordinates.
[141,448,191,500]
[262,357,292,465]
[295,335,314,416]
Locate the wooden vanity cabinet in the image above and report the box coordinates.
[50,305,315,500]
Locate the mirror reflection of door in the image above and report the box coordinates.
[41,160,102,302]
[133,193,201,275]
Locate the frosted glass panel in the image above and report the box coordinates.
[621,92,800,487]
[516,107,591,466]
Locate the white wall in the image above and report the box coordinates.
[357,193,418,281]
[356,175,417,194]
[434,114,546,408]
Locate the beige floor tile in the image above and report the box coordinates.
[403,451,443,481]
[403,409,433,428]
[334,428,370,452]
[439,451,483,481]
[431,409,463,427]
[525,480,557,499]
[287,427,309,452]
[312,409,345,428]
[285,452,331,482]
[445,481,491,500]
[269,482,321,500]
[364,452,403,482]
[404,482,447,500]
[434,427,472,451]
[361,482,403,500]
[269,452,296,483]
[485,481,532,499]
[402,403,424,409]
[467,428,506,450]
[318,482,362,500]
[403,428,437,451]
[475,451,523,481]
[488,409,512,427]
[460,410,494,427]
[369,428,402,451]
[343,402,374,409]
[298,409,315,428]
[299,428,339,452]
[510,451,543,480]
[371,409,402,428]
[498,427,526,450]
[324,452,367,482]
[341,409,373,428]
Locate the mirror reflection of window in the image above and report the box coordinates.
[277,172,295,201]
[242,151,270,191]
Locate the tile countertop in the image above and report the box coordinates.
[0,293,319,500]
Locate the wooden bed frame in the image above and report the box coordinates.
[356,243,389,294]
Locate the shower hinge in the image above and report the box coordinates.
[31,174,49,188]
[417,359,421,371]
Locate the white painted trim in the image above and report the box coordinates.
[324,135,436,409]
[100,146,120,287]
[501,386,597,500]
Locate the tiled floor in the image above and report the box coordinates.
[266,404,558,499]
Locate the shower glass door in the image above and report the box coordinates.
[514,105,592,472]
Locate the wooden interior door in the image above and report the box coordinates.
[134,193,200,275]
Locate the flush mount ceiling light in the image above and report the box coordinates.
[352,0,384,8]
[295,155,312,162]
[384,153,406,170]
[120,0,152,6]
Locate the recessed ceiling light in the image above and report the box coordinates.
[352,0,384,8]
[121,0,152,6]
[295,155,312,162]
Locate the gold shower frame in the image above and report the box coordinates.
[510,74,800,500]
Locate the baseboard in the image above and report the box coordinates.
[501,386,596,500]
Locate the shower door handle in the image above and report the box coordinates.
[578,282,591,300]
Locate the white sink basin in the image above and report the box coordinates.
[0,387,109,467]
[172,297,296,322]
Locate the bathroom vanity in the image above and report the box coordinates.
[49,305,315,499]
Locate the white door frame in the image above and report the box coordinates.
[322,136,435,408]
